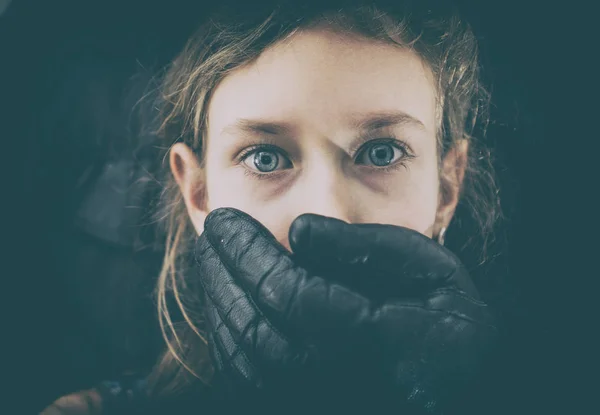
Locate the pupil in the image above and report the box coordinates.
[369,144,393,166]
[254,151,278,172]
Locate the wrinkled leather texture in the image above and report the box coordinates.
[195,208,498,414]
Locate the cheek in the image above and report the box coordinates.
[364,179,439,236]
[204,171,294,249]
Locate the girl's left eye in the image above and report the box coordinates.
[355,141,409,167]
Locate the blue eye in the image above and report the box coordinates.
[254,151,279,172]
[356,141,406,167]
[241,147,292,173]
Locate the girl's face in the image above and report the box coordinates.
[172,29,467,249]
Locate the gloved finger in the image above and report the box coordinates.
[379,289,497,350]
[196,231,308,373]
[200,208,378,344]
[204,298,261,386]
[288,213,479,298]
[205,323,225,374]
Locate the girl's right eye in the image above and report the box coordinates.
[239,145,293,175]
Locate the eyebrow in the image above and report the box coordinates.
[222,118,296,137]
[221,110,426,137]
[349,110,426,132]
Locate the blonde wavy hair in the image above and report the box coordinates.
[144,0,500,398]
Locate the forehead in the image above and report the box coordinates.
[207,28,437,138]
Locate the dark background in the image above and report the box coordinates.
[1,0,592,413]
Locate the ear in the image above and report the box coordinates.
[434,139,469,235]
[170,143,209,235]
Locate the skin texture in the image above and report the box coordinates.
[172,28,468,246]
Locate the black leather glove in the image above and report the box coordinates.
[195,208,498,414]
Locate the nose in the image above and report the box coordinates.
[292,167,354,224]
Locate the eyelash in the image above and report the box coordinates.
[236,138,415,180]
